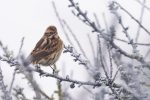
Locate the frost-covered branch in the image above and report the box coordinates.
[67,0,149,67]
[113,1,150,36]
[0,65,12,100]
[63,45,88,67]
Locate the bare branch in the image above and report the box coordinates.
[63,45,88,67]
[52,1,74,46]
[118,17,138,53]
[113,1,150,36]
[13,87,29,100]
[107,44,113,79]
[0,65,12,100]
[135,0,146,42]
[17,37,24,59]
[67,0,149,67]
[134,0,150,12]
[9,70,16,93]
[0,54,121,90]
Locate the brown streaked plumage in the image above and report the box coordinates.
[27,25,64,66]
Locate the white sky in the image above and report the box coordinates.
[0,0,150,99]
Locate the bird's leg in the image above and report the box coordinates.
[53,64,59,75]
[49,64,59,75]
[36,64,41,71]
[35,64,44,76]
[49,65,56,74]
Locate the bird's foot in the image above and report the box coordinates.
[49,66,59,75]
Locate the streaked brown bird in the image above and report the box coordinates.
[26,25,64,68]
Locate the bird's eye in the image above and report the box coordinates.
[50,32,55,34]
[45,32,50,35]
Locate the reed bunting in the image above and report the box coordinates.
[26,25,64,69]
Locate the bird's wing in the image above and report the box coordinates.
[29,37,53,62]
[33,37,45,51]
[30,50,50,62]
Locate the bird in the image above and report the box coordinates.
[26,25,64,72]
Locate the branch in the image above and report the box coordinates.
[52,1,74,46]
[63,45,88,67]
[114,37,150,46]
[67,0,149,67]
[0,65,12,100]
[135,0,146,42]
[113,1,150,36]
[118,17,138,53]
[13,87,29,100]
[134,0,150,12]
[0,54,120,89]
[52,2,92,68]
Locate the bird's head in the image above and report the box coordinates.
[44,25,58,38]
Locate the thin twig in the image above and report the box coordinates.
[52,1,74,46]
[118,17,138,53]
[93,13,102,68]
[102,12,114,78]
[102,13,109,33]
[93,29,150,46]
[9,70,16,93]
[134,0,150,12]
[135,0,146,42]
[0,64,12,100]
[62,20,88,59]
[144,49,150,59]
[17,37,24,59]
[93,13,101,28]
[114,37,150,46]
[9,37,25,93]
[97,35,109,79]
[112,66,121,83]
[38,88,52,100]
[63,45,88,67]
[87,34,96,64]
[114,1,150,36]
[52,1,92,68]
[13,87,29,100]
[107,44,113,79]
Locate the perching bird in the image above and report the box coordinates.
[26,25,64,70]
